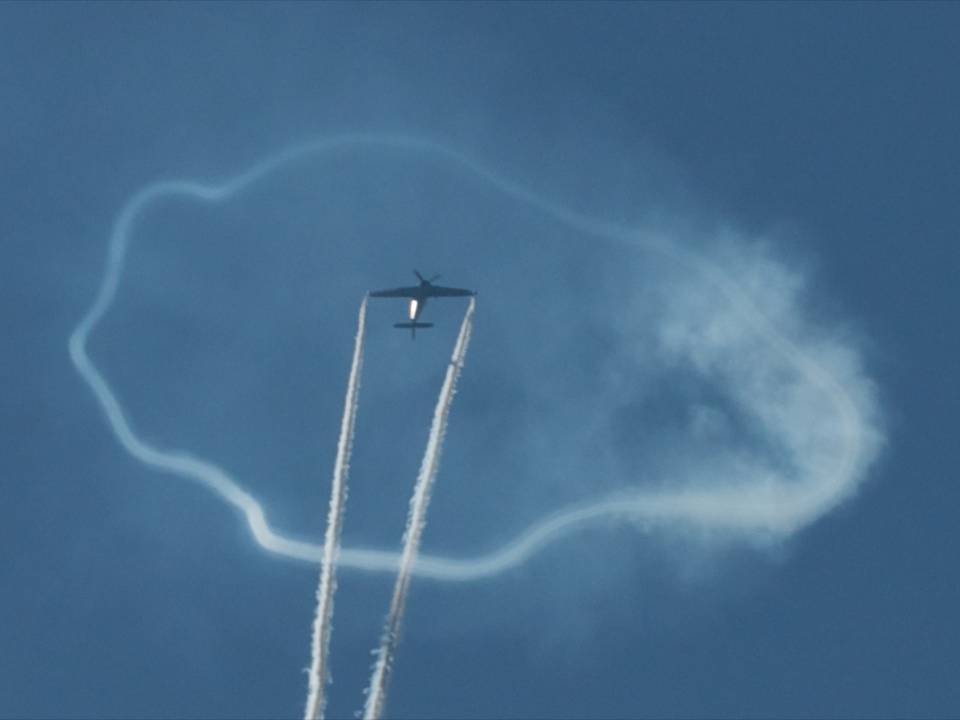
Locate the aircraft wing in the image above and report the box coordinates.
[424,285,474,297]
[368,286,421,298]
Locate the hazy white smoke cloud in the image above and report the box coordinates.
[642,230,883,535]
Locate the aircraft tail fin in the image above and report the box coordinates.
[393,321,433,340]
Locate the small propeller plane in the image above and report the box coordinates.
[369,270,475,339]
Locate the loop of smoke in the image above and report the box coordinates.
[68,133,882,584]
[363,298,475,720]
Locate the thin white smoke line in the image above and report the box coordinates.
[304,298,368,720]
[68,132,871,583]
[363,299,475,720]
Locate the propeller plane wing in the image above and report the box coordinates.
[369,270,475,339]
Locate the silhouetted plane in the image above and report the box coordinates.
[369,270,475,339]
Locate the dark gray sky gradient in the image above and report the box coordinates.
[2,3,959,718]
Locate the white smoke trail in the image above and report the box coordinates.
[68,133,882,587]
[304,297,367,720]
[362,298,475,720]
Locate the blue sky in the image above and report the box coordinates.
[2,3,959,718]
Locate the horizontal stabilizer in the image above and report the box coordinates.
[393,322,434,329]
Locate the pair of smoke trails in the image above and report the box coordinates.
[363,298,475,720]
[303,297,474,720]
[68,132,874,584]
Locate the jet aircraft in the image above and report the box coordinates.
[369,270,475,339]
